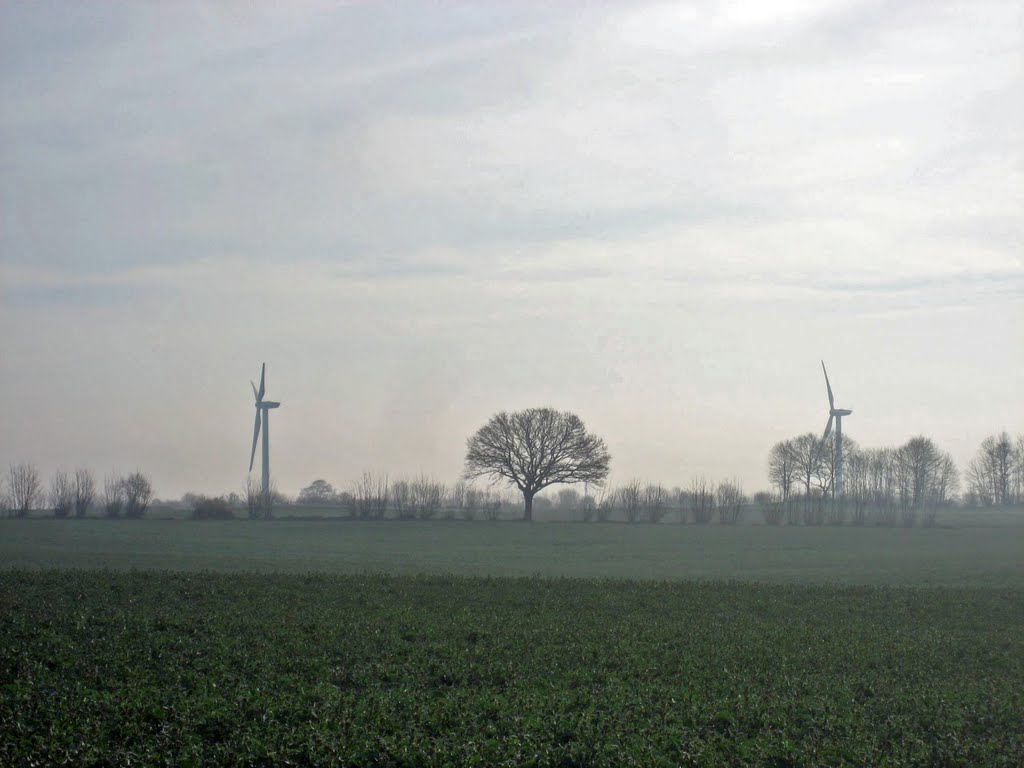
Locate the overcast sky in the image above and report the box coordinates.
[1,0,1021,501]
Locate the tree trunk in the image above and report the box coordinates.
[523,489,534,521]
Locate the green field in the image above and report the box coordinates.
[2,516,1024,585]
[2,572,1022,766]
[3,515,1023,765]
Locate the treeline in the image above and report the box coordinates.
[964,432,1024,506]
[1,464,153,519]
[766,430,1023,526]
[286,475,749,525]
[293,474,510,521]
[5,432,1019,524]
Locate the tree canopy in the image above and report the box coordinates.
[463,407,610,520]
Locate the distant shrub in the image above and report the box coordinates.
[191,496,234,520]
[758,492,785,525]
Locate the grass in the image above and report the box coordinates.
[2,571,1022,766]
[2,516,1024,585]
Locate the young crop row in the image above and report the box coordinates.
[2,572,1022,766]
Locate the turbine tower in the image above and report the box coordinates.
[249,363,281,499]
[818,361,852,497]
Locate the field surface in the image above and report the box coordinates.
[2,571,1022,767]
[3,516,1024,585]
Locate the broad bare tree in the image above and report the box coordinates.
[49,470,74,518]
[464,408,611,521]
[7,463,41,518]
[73,468,95,518]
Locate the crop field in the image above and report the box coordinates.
[2,571,1022,766]
[3,516,1022,765]
[3,515,1024,585]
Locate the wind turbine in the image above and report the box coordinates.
[818,361,852,497]
[249,363,280,499]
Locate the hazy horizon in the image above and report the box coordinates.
[2,1,1021,500]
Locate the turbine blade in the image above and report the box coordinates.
[249,410,261,472]
[814,415,834,464]
[257,363,266,402]
[251,380,260,403]
[821,360,834,410]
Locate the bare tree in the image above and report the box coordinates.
[557,488,581,520]
[49,469,74,518]
[716,480,746,525]
[788,433,821,496]
[464,408,611,521]
[481,490,502,521]
[123,471,153,519]
[967,432,1015,506]
[103,474,125,518]
[411,475,443,520]
[8,463,42,518]
[844,447,870,525]
[759,491,785,525]
[354,471,389,520]
[73,468,95,518]
[689,476,715,524]
[900,436,942,509]
[463,487,480,521]
[244,476,259,518]
[446,481,467,520]
[919,454,958,527]
[391,479,413,520]
[642,483,668,523]
[767,439,797,500]
[581,491,597,522]
[618,479,643,523]
[596,485,614,522]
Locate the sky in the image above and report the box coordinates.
[1,0,1021,501]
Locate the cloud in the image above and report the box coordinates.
[1,1,1021,496]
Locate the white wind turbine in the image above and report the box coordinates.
[249,363,281,499]
[818,361,852,497]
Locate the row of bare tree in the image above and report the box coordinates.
[1,463,153,519]
[764,432,1024,526]
[294,473,508,521]
[547,478,747,525]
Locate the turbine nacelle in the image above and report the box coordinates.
[830,408,852,417]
